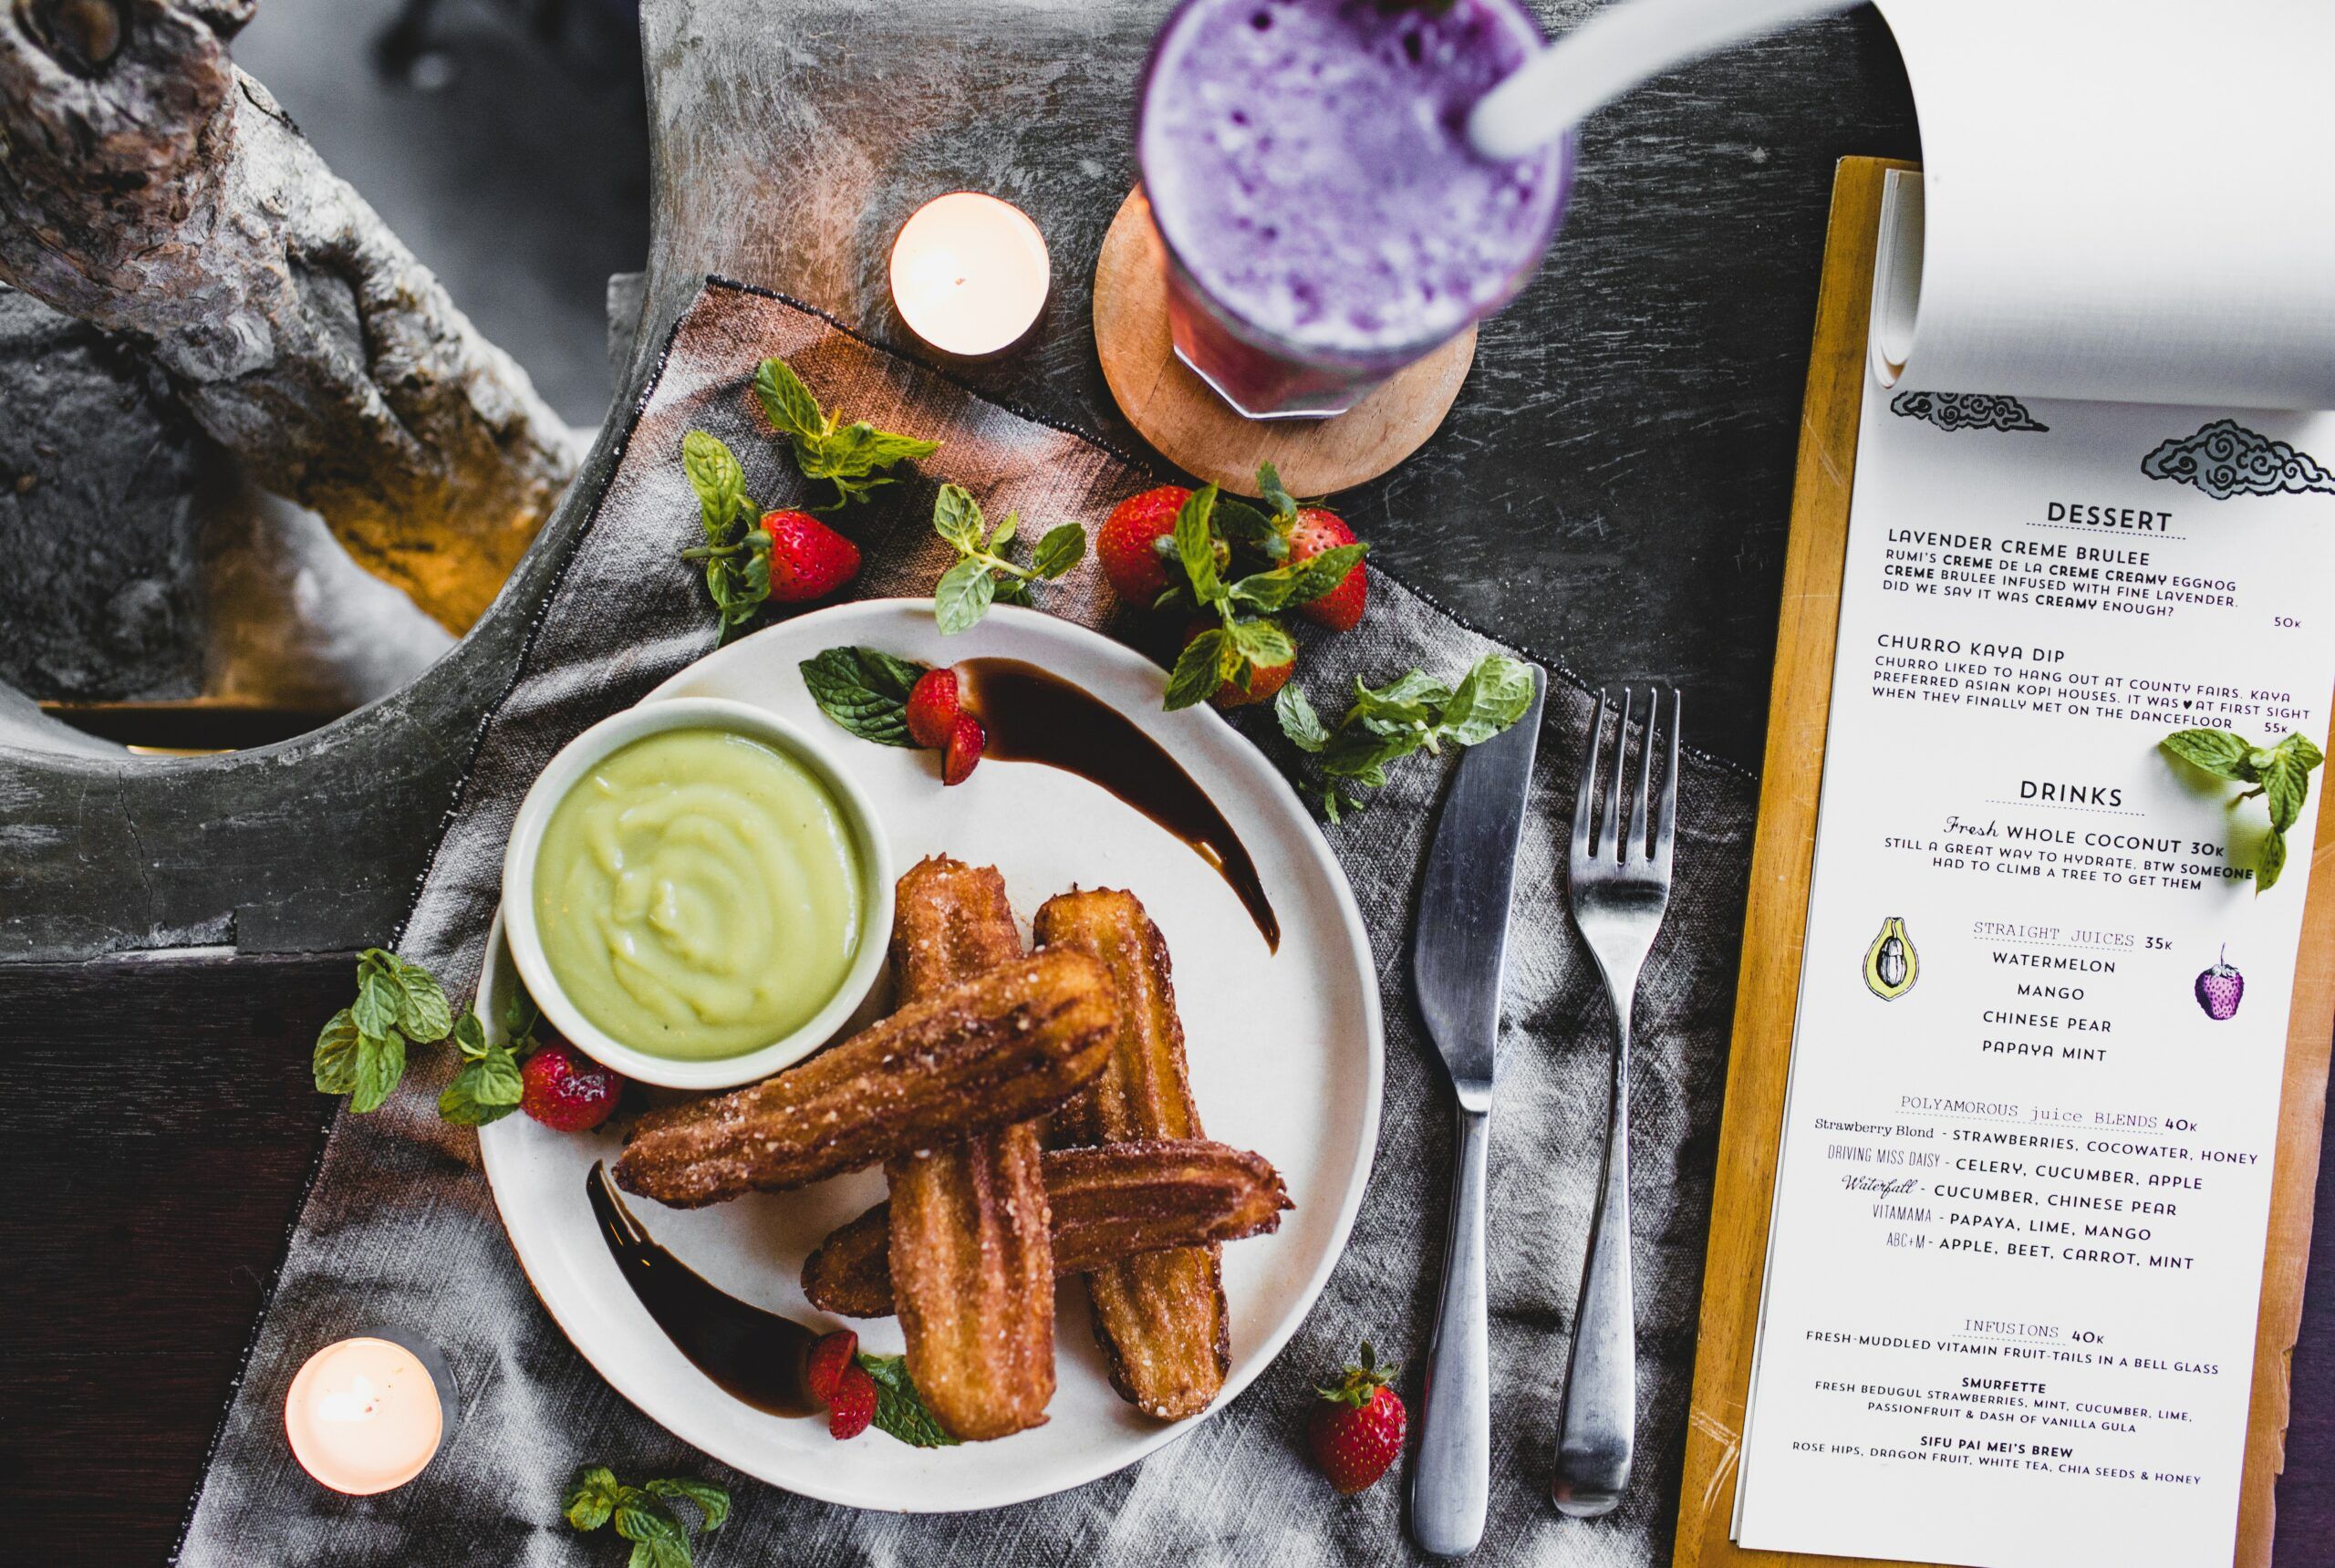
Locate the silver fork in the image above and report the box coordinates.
[1551,688,1680,1517]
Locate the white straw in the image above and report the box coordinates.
[1468,0,1863,161]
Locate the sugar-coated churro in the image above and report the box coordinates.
[611,948,1114,1209]
[1033,888,1230,1419]
[804,1139,1292,1318]
[882,856,1054,1441]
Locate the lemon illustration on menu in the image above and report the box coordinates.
[532,727,865,1059]
[1863,916,1918,1002]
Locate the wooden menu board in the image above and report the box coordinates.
[1672,155,2335,1568]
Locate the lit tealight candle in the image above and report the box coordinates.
[285,1334,454,1495]
[888,192,1051,358]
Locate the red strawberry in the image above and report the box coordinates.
[1095,485,1192,605]
[518,1040,625,1132]
[942,713,985,784]
[905,667,960,749]
[1183,621,1295,709]
[1306,1343,1405,1495]
[1288,506,1365,631]
[760,509,861,602]
[826,1363,877,1440]
[806,1330,859,1407]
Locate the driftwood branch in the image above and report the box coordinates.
[0,0,576,630]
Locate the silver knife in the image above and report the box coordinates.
[1407,661,1544,1557]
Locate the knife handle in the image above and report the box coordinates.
[1410,1102,1491,1557]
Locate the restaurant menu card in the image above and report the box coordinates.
[1728,170,2335,1566]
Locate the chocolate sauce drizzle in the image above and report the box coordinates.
[956,658,1281,950]
[586,1162,817,1416]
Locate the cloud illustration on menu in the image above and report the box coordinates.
[1889,390,2049,433]
[2141,419,2335,499]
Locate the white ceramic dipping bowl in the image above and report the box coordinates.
[501,696,894,1090]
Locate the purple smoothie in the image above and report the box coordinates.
[1138,0,1568,413]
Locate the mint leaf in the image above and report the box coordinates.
[1224,616,1293,676]
[800,646,929,746]
[934,555,997,635]
[2258,822,2289,891]
[1256,461,1298,522]
[1276,683,1331,753]
[643,1478,731,1532]
[439,1047,524,1127]
[451,1008,489,1059]
[1277,541,1367,607]
[680,431,750,536]
[349,1030,406,1115]
[856,1352,960,1448]
[932,483,984,553]
[314,1008,362,1096]
[2278,731,2326,772]
[1212,497,1279,553]
[1437,655,1535,746]
[1174,485,1224,606]
[565,1466,622,1531]
[752,358,826,441]
[988,511,1018,551]
[1165,629,1225,711]
[2265,752,2310,834]
[2161,728,2255,780]
[1033,523,1086,579]
[351,968,401,1039]
[393,965,453,1044]
[1349,669,1450,731]
[613,1491,685,1546]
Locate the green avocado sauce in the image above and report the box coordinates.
[532,727,864,1059]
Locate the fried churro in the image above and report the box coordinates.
[611,948,1114,1209]
[1033,888,1230,1420]
[804,1139,1292,1318]
[882,857,1054,1441]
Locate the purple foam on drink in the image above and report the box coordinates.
[1139,0,1568,362]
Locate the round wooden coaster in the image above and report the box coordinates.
[1093,188,1475,498]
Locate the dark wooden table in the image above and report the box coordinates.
[3,2,2329,1561]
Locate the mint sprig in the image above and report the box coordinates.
[564,1465,730,1568]
[676,429,771,645]
[856,1352,960,1448]
[314,949,452,1113]
[1275,655,1537,821]
[798,646,931,746]
[929,483,1086,634]
[2161,727,2325,892]
[1158,483,1365,711]
[439,986,546,1127]
[752,357,939,508]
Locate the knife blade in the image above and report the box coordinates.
[1412,661,1546,1106]
[1406,660,1542,1558]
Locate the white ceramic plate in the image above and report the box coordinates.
[477,600,1382,1511]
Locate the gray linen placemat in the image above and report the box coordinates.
[178,279,1754,1566]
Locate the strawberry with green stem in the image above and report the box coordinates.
[1161,484,1367,711]
[1306,1342,1406,1495]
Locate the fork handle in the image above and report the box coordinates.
[1410,1101,1491,1557]
[1552,1030,1636,1517]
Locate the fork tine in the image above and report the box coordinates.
[1627,687,1654,862]
[1601,689,1630,862]
[1655,689,1681,864]
[1572,690,1606,857]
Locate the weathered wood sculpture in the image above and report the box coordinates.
[0,0,575,629]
